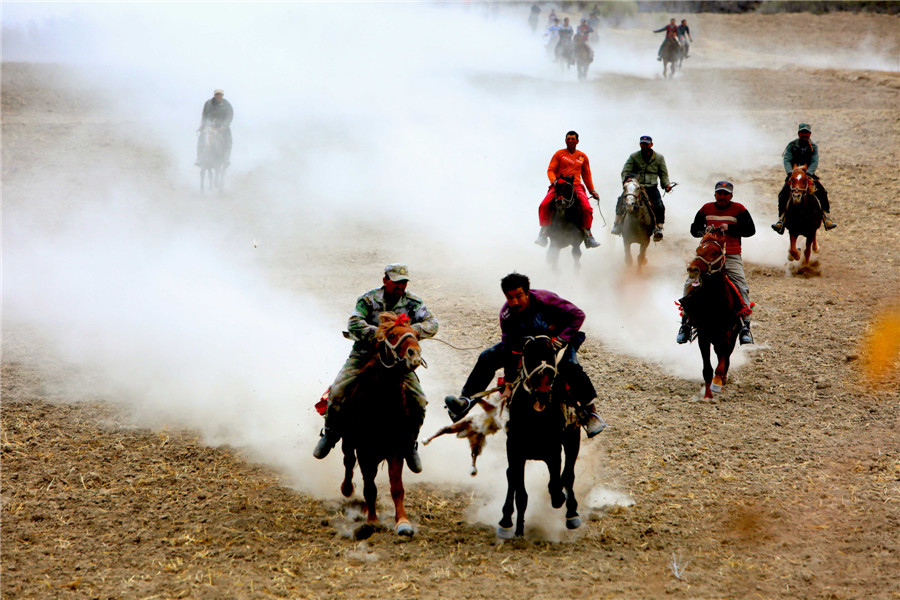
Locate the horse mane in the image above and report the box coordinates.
[699,227,727,245]
[375,312,412,341]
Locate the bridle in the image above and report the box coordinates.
[518,336,562,394]
[379,324,425,369]
[790,169,810,203]
[692,236,726,275]
[622,180,648,211]
[554,180,576,210]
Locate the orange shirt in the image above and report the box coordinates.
[547,149,595,191]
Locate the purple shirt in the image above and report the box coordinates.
[500,289,585,348]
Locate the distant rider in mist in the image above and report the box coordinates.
[313,264,438,474]
[613,135,673,241]
[678,181,756,346]
[654,18,679,61]
[677,19,693,57]
[772,123,836,234]
[536,130,601,249]
[195,89,233,167]
[444,272,607,438]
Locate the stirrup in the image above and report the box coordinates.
[739,325,754,346]
[445,395,474,423]
[771,220,785,235]
[652,227,664,242]
[676,324,692,344]
[823,216,836,231]
[582,412,607,438]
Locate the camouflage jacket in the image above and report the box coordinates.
[347,287,438,353]
[621,150,670,189]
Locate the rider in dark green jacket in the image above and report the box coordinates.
[612,136,674,241]
[772,123,836,234]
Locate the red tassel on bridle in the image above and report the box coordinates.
[395,313,410,326]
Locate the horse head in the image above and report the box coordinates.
[686,228,727,289]
[518,336,561,411]
[554,176,576,210]
[375,312,425,371]
[622,177,645,214]
[789,165,811,205]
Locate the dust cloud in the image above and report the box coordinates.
[4,3,883,507]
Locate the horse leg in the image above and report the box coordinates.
[388,457,413,536]
[547,245,561,272]
[699,337,714,399]
[498,458,523,539]
[624,241,633,266]
[514,469,529,537]
[572,245,582,270]
[562,429,581,530]
[788,234,801,261]
[340,440,356,497]
[546,451,565,509]
[803,236,813,266]
[360,459,379,524]
[638,241,648,268]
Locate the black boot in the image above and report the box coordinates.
[676,317,693,344]
[739,319,754,345]
[823,213,837,230]
[535,226,549,247]
[611,214,624,235]
[771,219,785,235]
[313,426,341,459]
[653,224,664,242]
[578,402,607,438]
[406,441,422,473]
[445,395,475,423]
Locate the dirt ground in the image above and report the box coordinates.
[3,11,899,600]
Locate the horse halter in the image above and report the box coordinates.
[790,170,809,203]
[518,336,561,394]
[379,324,425,369]
[622,180,647,211]
[554,179,576,209]
[692,237,726,275]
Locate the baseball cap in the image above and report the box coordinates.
[384,263,410,282]
[798,123,811,132]
[639,135,653,143]
[213,89,224,96]
[714,180,734,194]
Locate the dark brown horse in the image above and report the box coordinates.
[785,165,823,267]
[679,228,746,399]
[498,335,581,539]
[660,35,682,79]
[339,312,426,536]
[197,120,226,192]
[546,176,585,272]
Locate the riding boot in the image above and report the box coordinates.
[823,213,837,230]
[653,223,664,242]
[406,440,423,474]
[611,213,624,235]
[445,395,475,423]
[313,426,341,459]
[739,319,754,345]
[676,315,693,344]
[578,401,607,438]
[535,226,549,247]
[583,228,600,249]
[771,218,785,235]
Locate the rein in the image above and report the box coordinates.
[518,336,562,394]
[693,238,726,275]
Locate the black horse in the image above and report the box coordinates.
[197,120,227,192]
[659,36,682,79]
[574,37,593,81]
[339,312,426,536]
[546,176,585,271]
[498,335,581,539]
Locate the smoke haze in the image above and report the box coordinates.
[4,4,896,515]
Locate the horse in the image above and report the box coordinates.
[197,120,227,192]
[498,335,581,539]
[784,165,823,267]
[546,176,584,272]
[659,36,681,79]
[620,179,656,270]
[555,36,575,70]
[338,312,426,536]
[679,228,746,399]
[574,37,593,81]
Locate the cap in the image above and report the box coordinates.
[714,180,734,194]
[639,135,653,144]
[384,263,410,282]
[213,89,224,96]
[798,122,811,132]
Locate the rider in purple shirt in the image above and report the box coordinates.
[445,273,606,437]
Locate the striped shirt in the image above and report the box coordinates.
[689,201,756,255]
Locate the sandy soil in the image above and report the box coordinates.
[3,11,899,600]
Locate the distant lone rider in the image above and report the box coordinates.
[312,264,439,473]
[613,135,673,241]
[444,272,607,438]
[772,123,837,234]
[196,89,233,167]
[677,181,756,346]
[677,19,693,57]
[536,131,601,249]
[654,18,679,61]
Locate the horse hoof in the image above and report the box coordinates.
[788,250,800,261]
[340,482,354,498]
[710,383,722,394]
[396,520,414,537]
[551,491,566,509]
[566,516,582,530]
[497,526,515,540]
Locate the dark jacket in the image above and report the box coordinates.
[201,98,233,128]
[782,139,818,175]
[690,201,755,255]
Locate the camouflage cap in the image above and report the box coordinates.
[715,180,734,194]
[213,89,224,96]
[798,122,811,132]
[384,263,410,282]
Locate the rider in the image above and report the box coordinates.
[677,19,693,57]
[536,131,601,249]
[677,181,756,346]
[444,272,607,438]
[772,123,836,234]
[313,264,439,473]
[195,89,233,167]
[544,17,561,54]
[612,135,673,241]
[654,18,679,61]
[576,18,594,42]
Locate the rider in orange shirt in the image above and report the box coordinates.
[536,131,601,249]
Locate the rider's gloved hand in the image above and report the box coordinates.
[551,337,566,351]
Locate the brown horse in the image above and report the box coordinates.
[660,36,681,79]
[679,228,746,399]
[339,312,426,536]
[785,165,823,266]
